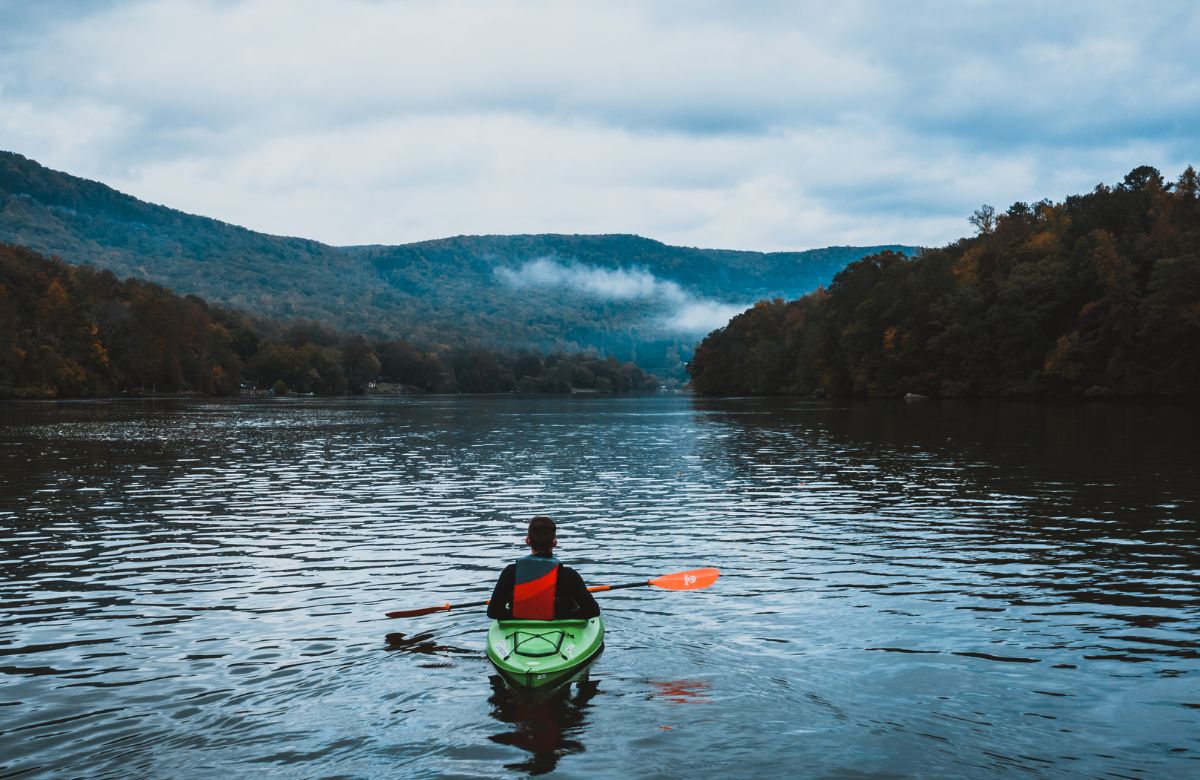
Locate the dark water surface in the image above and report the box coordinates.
[1,396,1198,778]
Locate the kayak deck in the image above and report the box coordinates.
[487,617,604,688]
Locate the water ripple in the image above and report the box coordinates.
[1,397,1198,778]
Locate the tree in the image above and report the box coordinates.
[689,164,1200,398]
[376,339,442,390]
[1177,166,1199,201]
[1121,165,1165,191]
[1137,254,1200,392]
[968,204,996,235]
[342,334,381,392]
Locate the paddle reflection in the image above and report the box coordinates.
[486,675,601,775]
[383,631,475,657]
[649,679,712,704]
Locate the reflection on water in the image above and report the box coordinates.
[649,679,712,705]
[0,396,1198,778]
[488,675,601,775]
[384,631,476,661]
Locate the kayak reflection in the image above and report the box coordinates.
[487,674,601,775]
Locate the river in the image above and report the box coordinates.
[1,396,1198,778]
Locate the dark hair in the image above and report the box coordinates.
[528,516,556,552]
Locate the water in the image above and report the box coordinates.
[1,396,1198,778]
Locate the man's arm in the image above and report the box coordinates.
[557,566,600,619]
[487,564,516,619]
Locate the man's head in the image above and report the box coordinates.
[525,515,557,555]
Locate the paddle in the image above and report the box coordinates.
[589,567,720,593]
[384,567,720,619]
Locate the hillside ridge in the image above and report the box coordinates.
[0,150,917,377]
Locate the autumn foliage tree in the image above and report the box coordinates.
[689,166,1200,398]
[1,244,659,398]
[1,245,248,397]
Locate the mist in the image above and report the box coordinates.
[496,257,746,334]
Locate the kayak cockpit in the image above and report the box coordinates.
[487,617,604,689]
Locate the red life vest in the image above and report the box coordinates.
[513,555,560,620]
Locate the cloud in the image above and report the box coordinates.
[498,258,665,300]
[6,0,1192,144]
[669,301,751,334]
[1,1,1197,250]
[0,0,889,136]
[497,258,747,334]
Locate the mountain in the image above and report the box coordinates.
[0,151,916,377]
[0,243,660,399]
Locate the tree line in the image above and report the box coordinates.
[0,244,659,398]
[688,165,1200,397]
[3,151,912,383]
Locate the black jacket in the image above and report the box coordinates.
[487,562,601,620]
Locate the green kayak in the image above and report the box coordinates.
[486,617,604,688]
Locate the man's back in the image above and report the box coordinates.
[487,557,601,620]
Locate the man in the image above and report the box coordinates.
[487,516,600,620]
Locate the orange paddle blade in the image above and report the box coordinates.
[648,568,720,591]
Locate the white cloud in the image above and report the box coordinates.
[496,258,747,334]
[498,259,666,301]
[1,0,1198,250]
[669,301,749,333]
[1,0,888,134]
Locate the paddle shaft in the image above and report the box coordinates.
[385,567,718,618]
[587,580,650,593]
[387,579,656,618]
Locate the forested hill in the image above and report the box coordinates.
[0,243,659,399]
[689,166,1200,398]
[0,151,913,379]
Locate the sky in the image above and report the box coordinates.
[1,0,1198,252]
